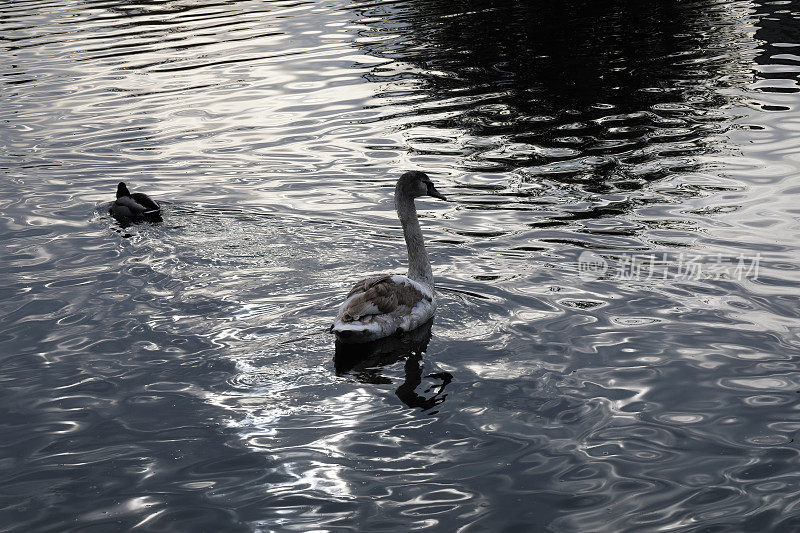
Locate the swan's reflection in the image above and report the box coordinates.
[334,320,452,413]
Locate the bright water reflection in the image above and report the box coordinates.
[2,0,800,531]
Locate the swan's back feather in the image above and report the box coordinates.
[333,274,434,343]
[341,275,429,321]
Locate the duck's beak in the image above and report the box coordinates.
[427,184,448,201]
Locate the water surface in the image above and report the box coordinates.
[2,0,800,531]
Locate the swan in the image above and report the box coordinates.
[332,171,447,343]
[110,182,162,222]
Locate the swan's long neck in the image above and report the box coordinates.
[396,190,433,287]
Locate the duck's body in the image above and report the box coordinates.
[110,182,161,222]
[332,171,446,344]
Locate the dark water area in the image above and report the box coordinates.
[2,0,800,531]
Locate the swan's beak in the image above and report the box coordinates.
[427,186,447,201]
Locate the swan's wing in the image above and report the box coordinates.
[338,275,430,322]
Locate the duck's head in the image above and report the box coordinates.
[397,171,447,201]
[116,182,131,199]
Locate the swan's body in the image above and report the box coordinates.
[333,171,447,343]
[334,274,435,342]
[110,182,161,222]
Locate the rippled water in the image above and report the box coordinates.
[2,0,800,531]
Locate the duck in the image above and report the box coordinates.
[332,171,447,343]
[110,182,162,222]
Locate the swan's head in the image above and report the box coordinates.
[116,182,131,199]
[397,171,447,201]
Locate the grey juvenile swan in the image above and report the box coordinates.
[332,171,447,343]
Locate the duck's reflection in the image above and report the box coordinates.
[334,320,452,413]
